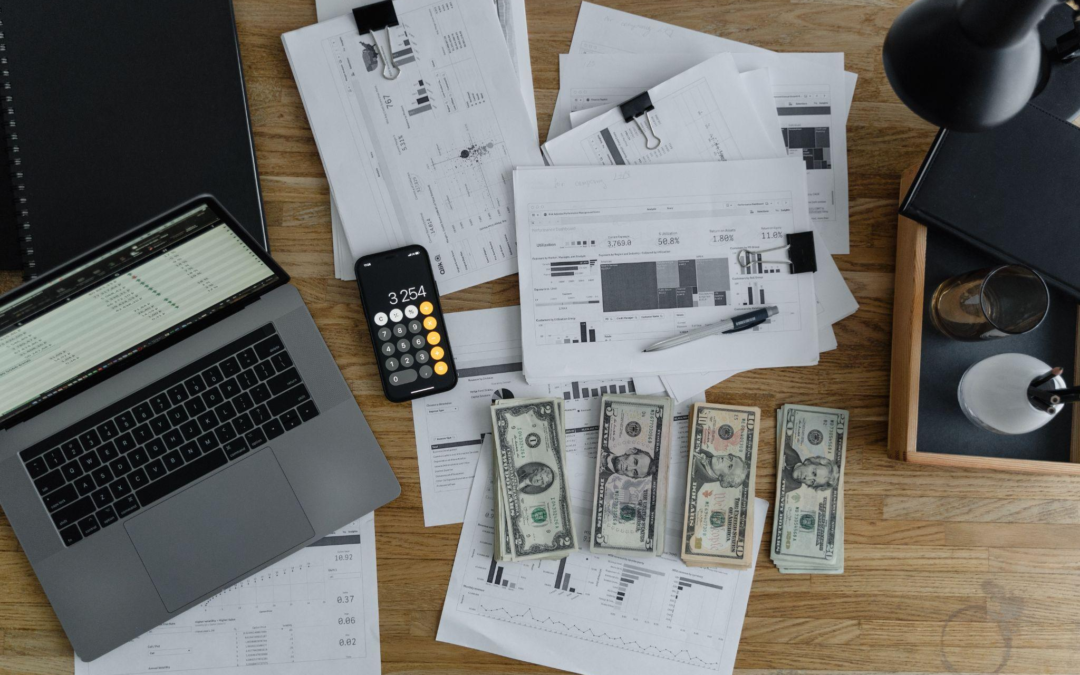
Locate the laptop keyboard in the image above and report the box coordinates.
[19,324,320,548]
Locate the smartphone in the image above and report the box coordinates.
[354,245,458,402]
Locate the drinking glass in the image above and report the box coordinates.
[930,265,1049,341]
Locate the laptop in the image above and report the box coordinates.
[0,197,400,661]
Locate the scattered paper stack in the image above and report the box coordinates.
[771,404,849,574]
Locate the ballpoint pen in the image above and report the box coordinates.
[643,306,780,352]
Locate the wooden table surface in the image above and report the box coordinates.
[3,1,1080,673]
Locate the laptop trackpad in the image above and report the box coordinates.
[125,449,315,612]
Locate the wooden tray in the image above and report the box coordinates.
[888,167,1080,475]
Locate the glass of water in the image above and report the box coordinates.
[930,265,1049,341]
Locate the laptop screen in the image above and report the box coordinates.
[0,203,280,426]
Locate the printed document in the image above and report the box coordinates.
[77,514,381,675]
[413,306,703,526]
[542,54,781,167]
[514,159,820,383]
[437,440,768,675]
[284,0,543,295]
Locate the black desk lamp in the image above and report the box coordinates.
[883,0,1074,131]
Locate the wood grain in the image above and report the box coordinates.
[3,1,1080,674]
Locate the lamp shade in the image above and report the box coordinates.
[883,0,1058,131]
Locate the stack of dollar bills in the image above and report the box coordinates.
[590,394,673,557]
[490,398,577,562]
[681,403,760,569]
[770,404,849,574]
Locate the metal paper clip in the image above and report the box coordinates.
[620,92,661,150]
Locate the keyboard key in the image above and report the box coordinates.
[162,450,185,472]
[216,400,237,422]
[79,429,101,450]
[61,439,83,461]
[43,484,79,512]
[237,369,259,389]
[250,404,271,426]
[146,438,168,459]
[268,385,312,418]
[98,442,120,463]
[44,448,64,470]
[73,475,96,497]
[251,384,272,404]
[214,422,238,444]
[129,448,150,468]
[245,428,268,449]
[91,466,115,487]
[180,442,202,462]
[132,423,153,445]
[52,497,94,530]
[167,384,189,406]
[127,468,149,489]
[162,429,184,450]
[220,378,241,399]
[109,477,132,500]
[150,414,171,436]
[114,433,135,454]
[91,487,114,509]
[144,459,166,481]
[197,410,220,432]
[115,411,136,432]
[263,418,285,440]
[97,420,118,441]
[97,505,118,527]
[115,495,140,518]
[281,409,302,431]
[150,394,171,415]
[185,374,206,396]
[268,368,302,396]
[271,352,293,371]
[233,412,254,434]
[133,403,154,423]
[109,456,132,478]
[25,456,48,479]
[34,470,66,497]
[223,438,249,460]
[184,396,207,417]
[237,348,258,369]
[196,432,220,453]
[136,448,228,508]
[60,459,84,481]
[79,452,102,472]
[166,406,189,426]
[78,515,101,538]
[180,419,201,441]
[60,525,83,547]
[220,356,241,378]
[202,365,224,386]
[234,391,254,413]
[254,335,285,360]
[297,400,320,422]
[203,387,223,408]
[254,361,275,381]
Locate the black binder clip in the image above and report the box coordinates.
[736,231,817,274]
[620,91,661,150]
[353,1,401,80]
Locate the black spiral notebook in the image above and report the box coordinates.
[0,0,268,278]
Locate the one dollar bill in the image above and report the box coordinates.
[681,403,760,568]
[590,394,673,556]
[491,398,577,561]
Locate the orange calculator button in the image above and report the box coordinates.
[430,346,445,361]
[419,301,434,315]
[423,316,438,330]
[434,361,449,376]
[426,331,441,346]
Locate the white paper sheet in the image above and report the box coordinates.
[77,514,381,675]
[412,306,704,526]
[542,54,781,167]
[437,438,768,675]
[284,1,543,294]
[514,159,819,383]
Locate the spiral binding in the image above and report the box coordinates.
[0,12,34,278]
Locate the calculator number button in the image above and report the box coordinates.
[405,305,419,319]
[388,369,418,386]
[374,312,388,326]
